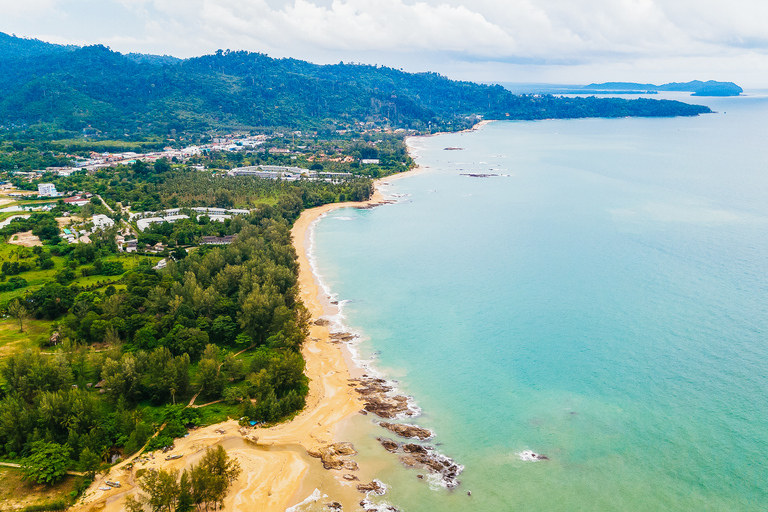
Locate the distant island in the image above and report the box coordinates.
[582,80,743,97]
[0,32,712,140]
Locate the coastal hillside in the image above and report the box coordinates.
[0,33,710,137]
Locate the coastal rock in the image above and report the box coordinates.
[377,437,399,453]
[330,332,356,343]
[351,377,416,419]
[360,499,401,512]
[387,443,463,488]
[518,450,549,462]
[307,442,358,470]
[343,474,359,481]
[378,422,433,440]
[357,480,386,495]
[327,502,342,511]
[402,443,428,454]
[313,318,330,326]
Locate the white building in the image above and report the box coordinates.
[92,214,115,231]
[38,183,58,196]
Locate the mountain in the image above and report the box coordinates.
[0,33,712,137]
[584,80,743,96]
[0,32,76,59]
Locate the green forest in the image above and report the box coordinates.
[0,33,711,139]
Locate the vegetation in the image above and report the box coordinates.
[126,446,241,512]
[0,33,710,139]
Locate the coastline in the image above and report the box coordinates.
[72,166,426,512]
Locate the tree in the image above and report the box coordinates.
[7,299,30,332]
[20,441,71,485]
[190,446,242,511]
[126,446,240,512]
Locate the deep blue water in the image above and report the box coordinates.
[312,92,768,511]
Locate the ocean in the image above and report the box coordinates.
[310,92,768,511]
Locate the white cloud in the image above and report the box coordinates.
[3,0,768,86]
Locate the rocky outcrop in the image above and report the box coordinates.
[357,480,387,495]
[376,438,399,453]
[330,332,356,343]
[307,442,359,470]
[351,378,416,419]
[378,422,433,440]
[374,438,462,488]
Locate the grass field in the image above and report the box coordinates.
[0,466,80,511]
[0,317,56,356]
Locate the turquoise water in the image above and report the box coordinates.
[313,92,768,511]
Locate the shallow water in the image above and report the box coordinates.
[312,92,768,511]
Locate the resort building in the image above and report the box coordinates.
[91,214,115,231]
[38,183,58,196]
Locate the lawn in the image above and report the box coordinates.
[0,317,56,356]
[0,466,81,511]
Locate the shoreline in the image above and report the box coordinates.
[72,166,427,512]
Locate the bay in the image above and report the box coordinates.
[312,92,768,511]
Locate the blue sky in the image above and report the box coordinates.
[2,0,767,87]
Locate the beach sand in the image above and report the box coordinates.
[72,167,425,512]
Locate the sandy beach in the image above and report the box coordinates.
[72,166,425,512]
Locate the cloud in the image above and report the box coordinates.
[3,0,768,85]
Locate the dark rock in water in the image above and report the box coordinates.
[378,422,433,440]
[313,318,330,326]
[357,480,386,495]
[360,501,401,512]
[402,443,428,454]
[417,474,424,479]
[460,173,498,178]
[377,437,400,453]
[327,502,342,511]
[343,474,359,481]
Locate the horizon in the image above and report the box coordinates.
[1,0,767,88]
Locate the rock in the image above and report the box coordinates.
[378,422,433,440]
[313,318,330,326]
[343,474,359,481]
[327,502,342,511]
[330,332,356,343]
[402,444,428,454]
[307,442,358,470]
[377,437,399,453]
[357,480,386,495]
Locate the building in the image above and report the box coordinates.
[63,195,90,206]
[38,183,58,196]
[91,214,115,231]
[201,235,236,245]
[136,214,189,231]
[361,159,381,164]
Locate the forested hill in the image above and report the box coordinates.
[0,33,711,137]
[583,80,743,96]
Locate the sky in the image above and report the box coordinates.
[1,0,767,87]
